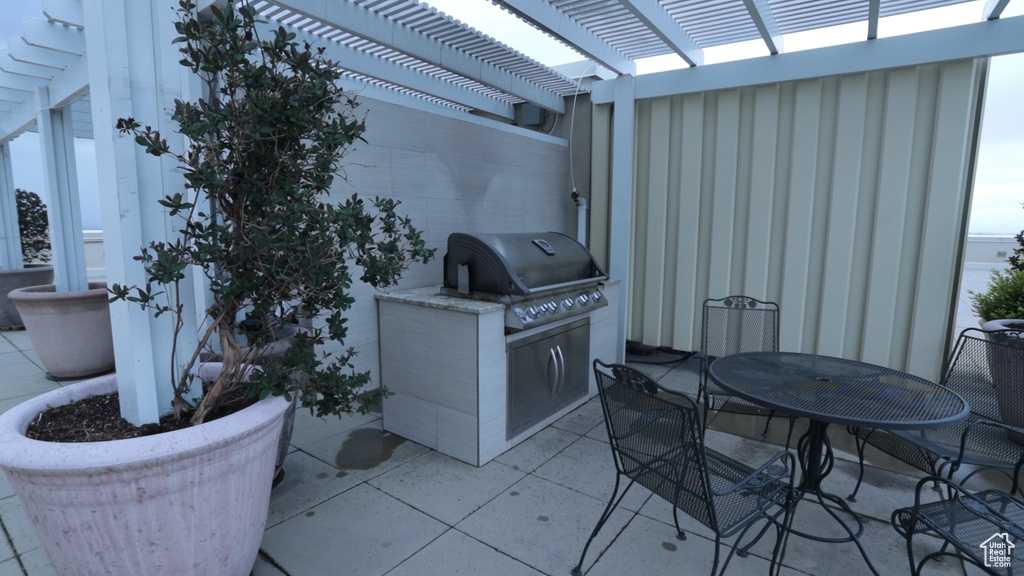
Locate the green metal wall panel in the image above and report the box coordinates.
[607,59,985,381]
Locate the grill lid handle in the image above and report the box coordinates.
[532,239,556,255]
[458,264,470,295]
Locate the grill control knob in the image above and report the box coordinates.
[591,290,602,302]
[562,298,573,310]
[513,307,529,323]
[546,302,557,313]
[576,293,589,306]
[527,306,539,317]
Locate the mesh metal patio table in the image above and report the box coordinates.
[709,351,969,576]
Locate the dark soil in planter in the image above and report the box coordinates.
[27,392,256,443]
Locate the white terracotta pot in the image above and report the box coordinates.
[7,282,114,379]
[0,265,53,329]
[0,374,289,576]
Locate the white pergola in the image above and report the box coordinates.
[1,0,1023,423]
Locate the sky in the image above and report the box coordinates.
[2,0,1023,234]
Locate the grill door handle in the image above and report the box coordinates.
[555,345,565,393]
[548,348,559,396]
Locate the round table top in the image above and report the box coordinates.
[708,352,969,429]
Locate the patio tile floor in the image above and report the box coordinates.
[0,268,1005,575]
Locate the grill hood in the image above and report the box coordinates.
[443,232,606,296]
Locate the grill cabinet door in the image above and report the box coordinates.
[507,318,589,439]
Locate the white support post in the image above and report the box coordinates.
[83,0,198,424]
[36,87,88,292]
[0,144,22,269]
[609,74,635,363]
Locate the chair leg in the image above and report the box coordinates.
[760,413,774,438]
[672,506,687,541]
[784,417,796,450]
[721,515,782,576]
[572,475,634,576]
[905,528,921,576]
[938,460,959,496]
[736,497,791,559]
[709,535,724,576]
[735,518,773,558]
[771,496,796,576]
[847,429,867,502]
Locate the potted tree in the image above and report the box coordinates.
[0,189,54,329]
[0,2,432,575]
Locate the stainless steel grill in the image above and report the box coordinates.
[441,231,608,331]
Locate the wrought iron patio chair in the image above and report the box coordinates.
[848,328,1024,501]
[573,360,796,576]
[698,296,794,441]
[892,475,1024,576]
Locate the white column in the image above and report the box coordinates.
[36,88,88,292]
[0,144,22,269]
[83,0,199,424]
[609,74,635,363]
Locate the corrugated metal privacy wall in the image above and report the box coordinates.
[592,59,987,381]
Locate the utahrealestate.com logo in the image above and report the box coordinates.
[981,533,1015,569]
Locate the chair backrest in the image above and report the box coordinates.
[701,296,779,358]
[945,328,1024,426]
[593,359,716,530]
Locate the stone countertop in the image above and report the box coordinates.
[374,286,505,314]
[375,278,620,314]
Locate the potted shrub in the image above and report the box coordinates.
[0,189,54,329]
[970,268,1024,333]
[0,3,432,575]
[15,188,52,263]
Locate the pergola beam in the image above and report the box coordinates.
[274,0,567,113]
[0,87,32,103]
[496,0,636,75]
[984,0,1012,19]
[0,57,89,143]
[619,0,702,66]
[7,35,81,69]
[38,56,88,108]
[0,100,35,143]
[741,0,783,54]
[868,0,881,39]
[260,21,515,120]
[593,14,1024,103]
[21,18,87,55]
[44,0,86,29]
[0,50,56,80]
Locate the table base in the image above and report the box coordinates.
[790,421,880,576]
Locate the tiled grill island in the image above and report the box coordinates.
[376,282,618,466]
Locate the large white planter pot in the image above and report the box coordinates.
[0,374,289,576]
[0,265,53,329]
[7,282,114,379]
